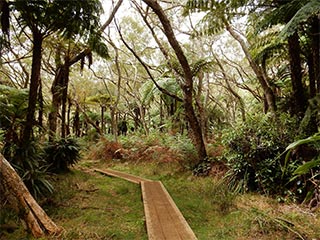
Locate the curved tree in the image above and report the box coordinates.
[139,0,208,166]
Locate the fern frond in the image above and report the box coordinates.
[280,0,320,38]
[88,33,109,60]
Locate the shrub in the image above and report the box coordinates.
[3,140,53,199]
[44,138,81,173]
[221,113,299,196]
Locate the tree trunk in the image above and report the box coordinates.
[310,16,320,95]
[142,0,207,163]
[288,32,307,117]
[101,105,106,134]
[22,31,43,143]
[38,80,44,131]
[73,105,81,137]
[226,24,277,114]
[49,66,63,141]
[61,62,70,138]
[214,54,246,122]
[76,102,102,135]
[0,154,62,238]
[66,97,72,136]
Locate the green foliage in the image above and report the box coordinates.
[44,138,81,173]
[13,0,103,38]
[0,85,53,199]
[88,32,110,60]
[0,85,28,130]
[280,0,320,38]
[7,140,54,199]
[283,133,320,173]
[192,159,212,176]
[282,132,320,205]
[172,134,199,170]
[221,113,299,195]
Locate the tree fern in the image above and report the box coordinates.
[248,28,287,67]
[280,0,320,38]
[88,32,110,60]
[184,0,243,36]
[254,0,310,33]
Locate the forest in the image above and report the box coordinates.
[0,0,319,239]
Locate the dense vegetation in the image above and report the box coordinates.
[0,0,319,239]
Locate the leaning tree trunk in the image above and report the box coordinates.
[142,0,207,164]
[0,154,62,238]
[226,24,277,114]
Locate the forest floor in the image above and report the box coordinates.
[1,136,320,240]
[2,159,320,240]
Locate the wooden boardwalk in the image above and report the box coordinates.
[95,168,197,240]
[94,168,149,184]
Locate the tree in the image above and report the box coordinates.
[8,0,104,143]
[48,0,123,140]
[134,0,208,165]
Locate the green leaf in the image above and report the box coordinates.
[285,133,320,152]
[281,133,320,177]
[293,157,320,176]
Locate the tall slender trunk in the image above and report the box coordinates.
[66,97,71,136]
[49,66,63,141]
[73,105,80,137]
[310,16,320,95]
[288,32,307,117]
[61,61,70,138]
[38,80,44,131]
[22,31,43,143]
[101,105,105,134]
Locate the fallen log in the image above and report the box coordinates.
[0,153,62,238]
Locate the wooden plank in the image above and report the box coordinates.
[94,168,149,184]
[141,181,197,240]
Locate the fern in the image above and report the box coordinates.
[253,0,306,33]
[184,0,243,36]
[280,0,320,38]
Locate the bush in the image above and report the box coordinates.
[221,113,299,196]
[44,138,81,173]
